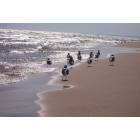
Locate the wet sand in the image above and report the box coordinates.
[38,44,140,117]
[120,41,140,48]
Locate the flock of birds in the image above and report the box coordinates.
[46,50,115,81]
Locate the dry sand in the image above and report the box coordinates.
[38,43,140,117]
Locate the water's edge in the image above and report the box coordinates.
[36,45,140,117]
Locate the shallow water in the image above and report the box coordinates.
[0,72,63,116]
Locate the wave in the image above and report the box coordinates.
[0,29,139,84]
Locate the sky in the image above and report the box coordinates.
[0,23,140,37]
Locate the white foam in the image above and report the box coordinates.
[10,50,24,54]
[0,29,139,85]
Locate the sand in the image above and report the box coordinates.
[120,41,140,48]
[38,43,140,117]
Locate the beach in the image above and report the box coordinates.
[0,29,140,116]
[38,42,140,117]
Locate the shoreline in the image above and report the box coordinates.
[0,71,62,116]
[37,41,140,117]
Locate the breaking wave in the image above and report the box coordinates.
[0,29,139,84]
